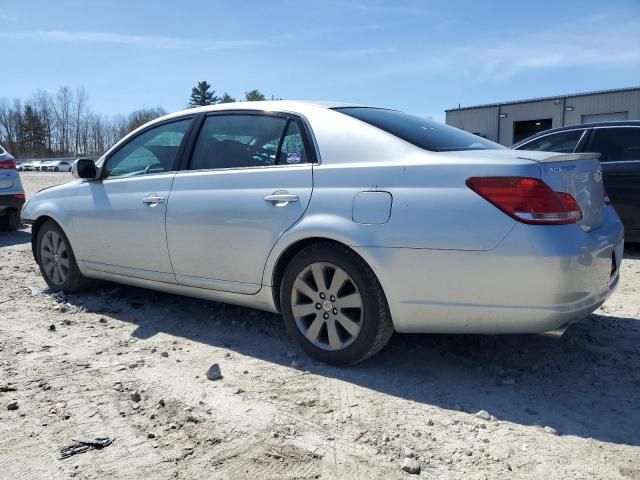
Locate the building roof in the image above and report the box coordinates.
[445,86,640,112]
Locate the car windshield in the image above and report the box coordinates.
[335,107,503,152]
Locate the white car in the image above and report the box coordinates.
[42,160,73,172]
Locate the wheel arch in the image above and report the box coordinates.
[269,236,386,313]
[30,215,59,261]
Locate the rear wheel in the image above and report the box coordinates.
[53,167,59,172]
[0,213,21,231]
[281,243,394,365]
[36,220,90,293]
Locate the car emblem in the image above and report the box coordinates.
[594,167,603,183]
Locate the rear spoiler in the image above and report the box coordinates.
[516,152,601,164]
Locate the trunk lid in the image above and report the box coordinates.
[516,152,605,231]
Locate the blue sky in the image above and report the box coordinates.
[1,0,639,121]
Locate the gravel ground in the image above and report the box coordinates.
[1,172,639,479]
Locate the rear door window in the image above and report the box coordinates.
[587,127,640,162]
[517,129,585,153]
[189,114,311,170]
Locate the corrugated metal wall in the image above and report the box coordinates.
[446,88,640,146]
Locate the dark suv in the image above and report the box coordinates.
[513,121,640,243]
[0,143,25,231]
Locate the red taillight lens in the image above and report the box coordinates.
[466,177,582,225]
[13,194,25,199]
[0,159,16,170]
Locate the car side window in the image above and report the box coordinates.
[104,118,192,179]
[518,129,585,153]
[189,114,307,170]
[588,127,640,162]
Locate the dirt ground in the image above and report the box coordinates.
[1,172,639,479]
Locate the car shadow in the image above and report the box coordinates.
[0,229,31,247]
[60,266,640,448]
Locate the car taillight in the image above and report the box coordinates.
[14,194,25,199]
[466,177,583,225]
[0,159,16,170]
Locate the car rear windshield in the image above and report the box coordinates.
[335,107,503,152]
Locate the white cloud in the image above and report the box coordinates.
[0,30,265,51]
[358,15,640,81]
[335,1,425,15]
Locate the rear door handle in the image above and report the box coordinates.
[264,192,299,207]
[142,194,165,206]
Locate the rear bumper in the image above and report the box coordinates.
[355,206,624,334]
[0,194,25,213]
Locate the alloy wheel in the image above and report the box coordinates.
[290,262,364,351]
[40,230,70,285]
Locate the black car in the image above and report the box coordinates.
[513,121,640,243]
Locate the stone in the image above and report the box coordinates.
[206,363,223,381]
[544,426,559,435]
[48,324,56,331]
[147,432,156,439]
[404,448,415,458]
[475,410,491,421]
[7,401,19,411]
[401,457,420,474]
[426,418,434,426]
[130,390,141,403]
[160,352,169,358]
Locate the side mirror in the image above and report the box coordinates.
[72,159,99,180]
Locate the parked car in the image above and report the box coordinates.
[21,101,623,364]
[18,160,35,171]
[513,121,640,242]
[41,160,73,172]
[0,143,25,230]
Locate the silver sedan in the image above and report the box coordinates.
[21,101,624,364]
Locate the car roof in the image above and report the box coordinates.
[514,120,640,147]
[154,100,381,123]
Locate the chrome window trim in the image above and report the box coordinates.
[175,162,312,175]
[602,160,640,165]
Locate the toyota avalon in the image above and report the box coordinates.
[21,101,624,364]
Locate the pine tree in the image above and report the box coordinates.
[244,89,266,102]
[189,81,219,107]
[219,92,236,103]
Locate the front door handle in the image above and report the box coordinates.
[264,192,299,207]
[142,194,165,206]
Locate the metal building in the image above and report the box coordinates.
[445,86,640,146]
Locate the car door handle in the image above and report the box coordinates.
[264,192,299,207]
[142,194,165,206]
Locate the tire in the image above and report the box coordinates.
[54,167,59,172]
[36,220,90,293]
[0,213,21,231]
[280,242,394,365]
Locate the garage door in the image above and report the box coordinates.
[582,111,628,123]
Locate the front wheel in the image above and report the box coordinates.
[36,220,90,293]
[281,243,394,365]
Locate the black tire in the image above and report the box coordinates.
[36,220,91,293]
[54,167,59,172]
[0,213,21,231]
[280,242,394,365]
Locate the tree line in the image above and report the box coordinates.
[0,82,278,159]
[0,86,167,160]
